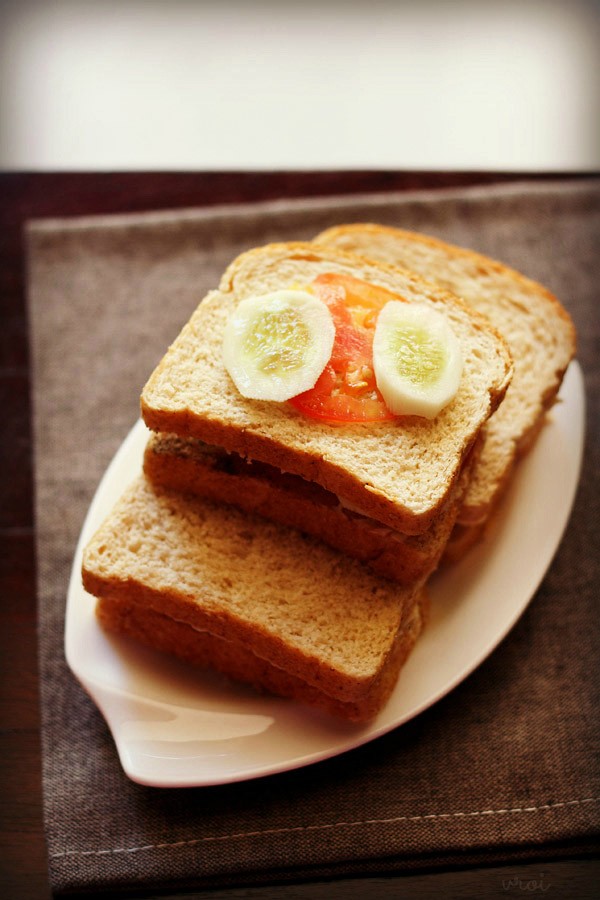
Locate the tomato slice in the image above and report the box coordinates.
[288,273,400,423]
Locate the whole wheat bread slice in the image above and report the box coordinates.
[96,592,426,722]
[143,431,479,583]
[315,225,576,524]
[141,243,512,536]
[82,476,426,720]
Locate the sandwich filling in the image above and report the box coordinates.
[222,272,463,423]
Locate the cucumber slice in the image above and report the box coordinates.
[222,290,335,402]
[373,301,463,419]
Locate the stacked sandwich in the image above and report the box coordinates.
[82,235,575,722]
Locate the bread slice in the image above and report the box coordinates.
[315,225,576,524]
[143,431,479,584]
[81,476,426,721]
[96,593,426,722]
[141,243,513,536]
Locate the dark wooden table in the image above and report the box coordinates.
[2,171,597,899]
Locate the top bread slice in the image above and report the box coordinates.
[315,225,576,524]
[141,242,512,535]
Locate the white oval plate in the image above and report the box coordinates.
[66,363,585,788]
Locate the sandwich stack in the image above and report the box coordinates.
[81,238,574,722]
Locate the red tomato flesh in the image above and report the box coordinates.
[288,273,403,423]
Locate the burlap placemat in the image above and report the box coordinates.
[26,180,600,896]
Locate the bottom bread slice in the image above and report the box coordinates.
[143,433,475,584]
[96,591,426,722]
[82,476,427,721]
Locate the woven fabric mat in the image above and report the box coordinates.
[26,180,600,896]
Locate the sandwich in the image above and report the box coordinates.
[140,243,512,535]
[83,476,427,722]
[81,241,513,721]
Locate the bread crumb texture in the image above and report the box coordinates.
[141,244,513,534]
